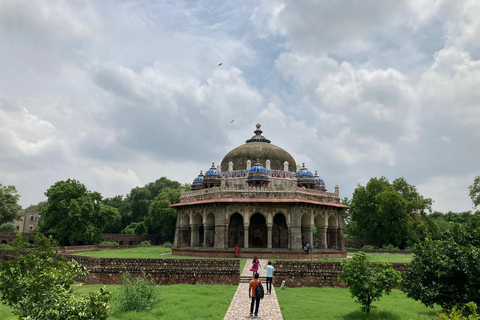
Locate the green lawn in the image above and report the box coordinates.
[0,284,237,320]
[73,246,173,258]
[315,253,414,263]
[277,287,440,320]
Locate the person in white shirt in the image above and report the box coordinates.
[264,261,274,294]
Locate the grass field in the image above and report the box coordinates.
[276,287,440,320]
[0,284,237,320]
[314,252,414,263]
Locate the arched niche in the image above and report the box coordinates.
[228,213,244,247]
[272,213,288,248]
[249,213,267,248]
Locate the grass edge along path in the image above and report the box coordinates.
[276,287,440,320]
[0,284,237,320]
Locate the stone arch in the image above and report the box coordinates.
[181,214,191,247]
[301,213,311,247]
[272,212,288,248]
[128,241,133,246]
[250,213,267,248]
[192,213,203,247]
[1,240,6,245]
[228,213,244,247]
[314,213,326,248]
[327,214,338,248]
[119,241,124,246]
[204,212,215,247]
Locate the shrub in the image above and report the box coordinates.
[437,302,480,320]
[138,240,151,247]
[0,233,111,320]
[339,251,402,313]
[113,272,159,312]
[382,244,399,251]
[99,241,119,246]
[361,245,375,250]
[162,241,173,247]
[0,243,12,250]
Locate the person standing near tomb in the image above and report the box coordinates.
[249,273,261,317]
[250,256,260,276]
[234,245,240,258]
[264,261,274,294]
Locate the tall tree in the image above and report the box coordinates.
[0,183,22,225]
[144,188,180,242]
[469,176,480,208]
[39,179,119,245]
[348,177,433,248]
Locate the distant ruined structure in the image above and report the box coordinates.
[172,124,348,258]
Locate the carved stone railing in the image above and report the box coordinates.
[180,184,340,204]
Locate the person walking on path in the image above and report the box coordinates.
[234,245,240,258]
[250,256,261,276]
[264,261,274,294]
[249,273,261,317]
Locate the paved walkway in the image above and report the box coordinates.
[224,259,283,320]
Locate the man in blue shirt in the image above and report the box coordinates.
[264,261,274,294]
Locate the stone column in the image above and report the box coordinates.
[309,226,314,250]
[190,226,200,247]
[337,227,344,251]
[244,225,249,248]
[203,227,208,247]
[319,227,327,249]
[214,225,227,249]
[267,225,273,249]
[290,226,302,250]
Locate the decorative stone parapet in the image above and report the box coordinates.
[179,184,341,204]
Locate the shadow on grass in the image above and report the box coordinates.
[342,310,401,320]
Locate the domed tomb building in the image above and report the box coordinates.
[171,124,348,258]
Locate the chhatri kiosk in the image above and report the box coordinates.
[171,124,348,258]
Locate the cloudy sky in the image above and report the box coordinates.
[1,0,479,213]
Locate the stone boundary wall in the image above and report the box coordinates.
[347,249,414,254]
[272,260,409,288]
[63,255,240,285]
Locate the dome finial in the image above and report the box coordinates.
[246,123,271,144]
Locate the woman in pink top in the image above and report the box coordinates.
[250,256,260,276]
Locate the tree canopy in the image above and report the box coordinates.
[469,176,480,209]
[0,183,22,225]
[39,179,120,245]
[144,188,181,242]
[0,233,111,319]
[347,177,433,248]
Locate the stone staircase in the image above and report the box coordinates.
[240,275,267,283]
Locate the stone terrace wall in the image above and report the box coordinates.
[64,255,240,286]
[272,261,409,288]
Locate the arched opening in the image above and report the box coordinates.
[181,214,191,246]
[28,240,34,245]
[315,214,326,248]
[250,213,267,248]
[192,213,203,247]
[301,213,310,247]
[327,215,338,249]
[228,213,244,247]
[1,240,7,245]
[119,241,124,246]
[128,241,133,246]
[272,213,288,248]
[205,213,215,247]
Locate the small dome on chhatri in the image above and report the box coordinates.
[295,163,314,179]
[203,162,221,188]
[192,171,204,190]
[314,170,327,191]
[248,159,269,180]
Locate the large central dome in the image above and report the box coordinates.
[220,124,297,172]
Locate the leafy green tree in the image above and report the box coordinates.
[348,177,433,248]
[403,238,480,310]
[0,222,15,232]
[0,183,22,225]
[144,188,180,242]
[469,176,480,208]
[134,221,148,235]
[339,251,401,313]
[39,179,120,245]
[0,233,111,319]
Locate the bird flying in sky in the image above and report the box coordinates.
[218,63,222,66]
